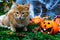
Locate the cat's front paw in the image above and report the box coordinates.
[11,26,16,32]
[23,27,27,31]
[11,28,16,32]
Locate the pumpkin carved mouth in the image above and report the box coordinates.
[41,27,52,34]
[46,27,52,32]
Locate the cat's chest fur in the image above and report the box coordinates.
[16,17,29,27]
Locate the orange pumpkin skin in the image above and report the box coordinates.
[54,15,60,32]
[32,16,41,24]
[40,20,58,34]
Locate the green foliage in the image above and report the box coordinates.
[0,24,60,40]
[44,16,52,20]
[27,24,39,32]
[0,12,4,15]
[0,0,14,13]
[0,26,19,40]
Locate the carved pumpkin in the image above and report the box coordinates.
[31,16,41,24]
[40,20,58,34]
[54,15,60,32]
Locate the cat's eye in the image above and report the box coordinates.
[22,12,24,14]
[16,12,19,14]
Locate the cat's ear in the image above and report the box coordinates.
[11,2,18,9]
[12,2,16,5]
[25,3,30,10]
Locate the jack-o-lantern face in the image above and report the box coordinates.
[54,15,60,32]
[40,20,58,34]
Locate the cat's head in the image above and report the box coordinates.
[8,2,30,20]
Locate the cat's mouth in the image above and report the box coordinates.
[16,24,24,27]
[19,17,26,20]
[41,27,52,34]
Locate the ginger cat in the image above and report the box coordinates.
[0,2,30,32]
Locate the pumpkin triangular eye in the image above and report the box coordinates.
[48,22,50,24]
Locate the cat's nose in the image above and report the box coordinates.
[19,17,21,19]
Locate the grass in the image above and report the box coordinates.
[0,24,60,40]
